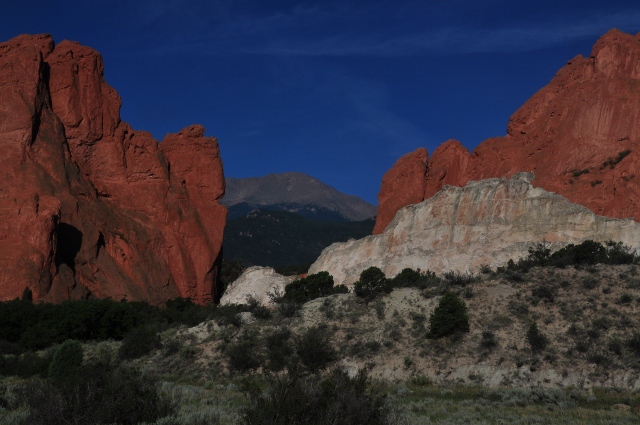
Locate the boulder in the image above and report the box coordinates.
[0,34,226,304]
[220,267,296,307]
[310,173,640,286]
[375,29,640,234]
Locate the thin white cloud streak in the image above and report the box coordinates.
[133,2,640,57]
[254,12,640,56]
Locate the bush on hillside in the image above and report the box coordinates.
[213,303,249,327]
[296,326,336,373]
[226,331,263,373]
[118,327,161,360]
[442,271,476,286]
[512,240,639,272]
[0,350,52,379]
[526,322,549,354]
[48,340,83,383]
[0,297,216,353]
[265,327,294,372]
[354,267,392,301]
[268,288,301,318]
[22,364,173,425]
[392,268,438,289]
[241,368,392,425]
[427,292,470,339]
[283,272,347,304]
[162,297,214,327]
[626,332,640,356]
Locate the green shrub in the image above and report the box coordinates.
[226,331,263,373]
[531,285,556,304]
[0,350,52,378]
[609,337,623,355]
[550,240,606,267]
[526,322,548,354]
[265,327,293,371]
[601,149,631,169]
[442,271,476,286]
[283,272,346,304]
[22,364,173,425]
[213,304,247,327]
[606,241,638,264]
[118,327,161,360]
[626,332,640,356]
[427,292,470,339]
[392,268,438,289]
[0,339,23,356]
[354,267,392,301]
[0,297,217,353]
[509,240,639,272]
[162,297,213,327]
[246,296,271,320]
[617,293,634,305]
[296,326,336,373]
[241,368,391,425]
[267,289,301,318]
[480,331,498,350]
[49,340,83,383]
[442,271,478,286]
[582,278,599,290]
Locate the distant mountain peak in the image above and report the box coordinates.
[222,172,376,222]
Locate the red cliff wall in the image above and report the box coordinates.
[0,34,226,304]
[374,29,640,234]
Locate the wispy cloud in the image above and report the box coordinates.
[252,11,640,56]
[127,1,640,57]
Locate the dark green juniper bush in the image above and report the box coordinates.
[354,267,393,301]
[283,271,348,304]
[427,292,470,339]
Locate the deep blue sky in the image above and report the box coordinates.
[3,1,640,204]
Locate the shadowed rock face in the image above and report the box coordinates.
[374,29,640,234]
[311,173,640,287]
[0,34,226,304]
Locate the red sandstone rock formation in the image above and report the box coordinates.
[0,34,226,304]
[374,29,640,234]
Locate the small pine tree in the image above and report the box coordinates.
[427,292,470,339]
[48,340,83,383]
[354,267,392,301]
[526,322,548,353]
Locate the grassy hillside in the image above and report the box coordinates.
[2,242,640,423]
[223,209,375,269]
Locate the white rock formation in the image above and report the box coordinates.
[219,266,295,306]
[309,173,640,286]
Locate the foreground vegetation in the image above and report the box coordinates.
[1,240,640,423]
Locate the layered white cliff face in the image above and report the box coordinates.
[309,173,640,286]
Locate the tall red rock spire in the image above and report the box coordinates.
[374,29,640,234]
[0,34,227,304]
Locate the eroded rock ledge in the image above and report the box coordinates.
[310,173,640,286]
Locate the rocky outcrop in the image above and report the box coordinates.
[0,34,226,304]
[310,173,640,286]
[374,29,640,234]
[219,267,295,307]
